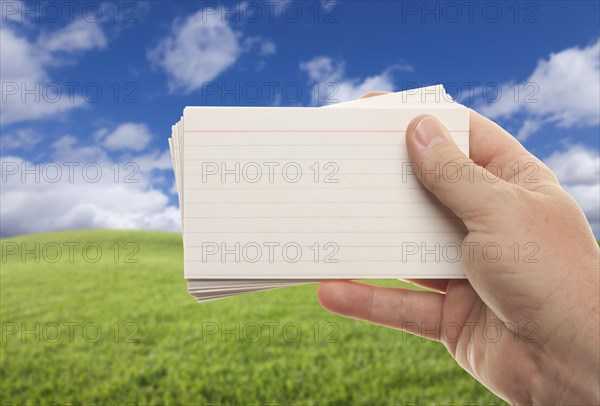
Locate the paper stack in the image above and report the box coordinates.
[169,85,469,302]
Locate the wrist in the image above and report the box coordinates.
[529,306,600,404]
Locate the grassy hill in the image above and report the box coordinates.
[0,230,504,405]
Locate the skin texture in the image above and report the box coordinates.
[317,92,600,405]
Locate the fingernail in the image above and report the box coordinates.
[413,116,450,149]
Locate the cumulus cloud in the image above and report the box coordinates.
[300,56,410,105]
[544,144,600,235]
[259,40,277,56]
[479,39,600,140]
[148,7,275,94]
[0,26,46,85]
[0,132,179,238]
[1,162,181,236]
[40,19,108,53]
[101,123,153,151]
[50,135,110,162]
[0,128,43,151]
[1,19,108,125]
[132,149,174,172]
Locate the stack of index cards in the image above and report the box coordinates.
[169,85,469,302]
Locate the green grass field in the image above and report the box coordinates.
[0,230,504,405]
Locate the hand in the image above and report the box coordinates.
[317,94,600,404]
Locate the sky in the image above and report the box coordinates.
[1,0,599,237]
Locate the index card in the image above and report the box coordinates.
[181,105,468,280]
[169,85,470,301]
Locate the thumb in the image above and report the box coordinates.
[406,114,504,223]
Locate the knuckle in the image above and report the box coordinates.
[430,145,472,187]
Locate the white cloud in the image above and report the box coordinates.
[0,26,46,85]
[132,149,173,172]
[148,7,275,94]
[0,136,180,237]
[101,123,153,151]
[515,119,542,141]
[544,144,600,235]
[40,19,107,53]
[51,135,110,162]
[259,40,276,56]
[479,39,600,140]
[300,56,406,105]
[0,128,43,150]
[1,19,107,126]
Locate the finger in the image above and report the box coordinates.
[317,280,444,340]
[469,109,558,187]
[359,91,391,99]
[405,278,449,293]
[406,114,509,223]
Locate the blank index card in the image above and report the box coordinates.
[181,106,468,280]
[168,85,470,300]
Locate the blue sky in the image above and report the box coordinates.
[1,0,599,237]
